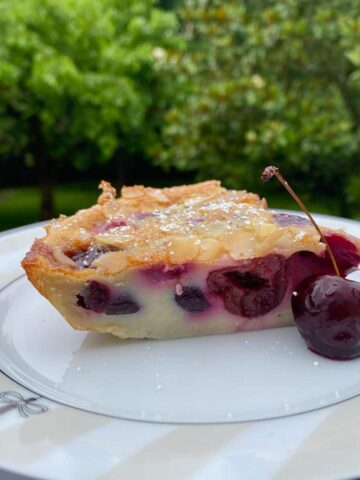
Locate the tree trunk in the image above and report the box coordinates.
[31,117,55,220]
[38,154,54,220]
[116,151,127,192]
[339,192,350,218]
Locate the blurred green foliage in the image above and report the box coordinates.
[154,0,360,216]
[0,0,181,217]
[0,0,359,223]
[0,0,181,163]
[0,183,98,230]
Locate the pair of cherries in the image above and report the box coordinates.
[262,166,360,360]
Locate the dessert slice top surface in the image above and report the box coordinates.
[22,180,360,278]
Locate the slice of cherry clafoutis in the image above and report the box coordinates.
[262,166,360,360]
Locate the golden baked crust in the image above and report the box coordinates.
[22,179,337,278]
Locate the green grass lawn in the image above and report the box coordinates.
[263,193,342,217]
[0,182,355,233]
[0,182,99,232]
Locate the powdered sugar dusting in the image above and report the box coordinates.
[41,181,326,271]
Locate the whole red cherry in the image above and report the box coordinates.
[292,275,360,360]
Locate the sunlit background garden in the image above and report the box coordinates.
[0,0,359,231]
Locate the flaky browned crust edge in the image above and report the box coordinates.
[21,179,266,283]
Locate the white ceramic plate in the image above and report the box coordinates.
[0,214,360,480]
[1,274,360,424]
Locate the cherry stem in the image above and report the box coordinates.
[261,166,341,277]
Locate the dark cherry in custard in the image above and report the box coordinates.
[77,281,140,315]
